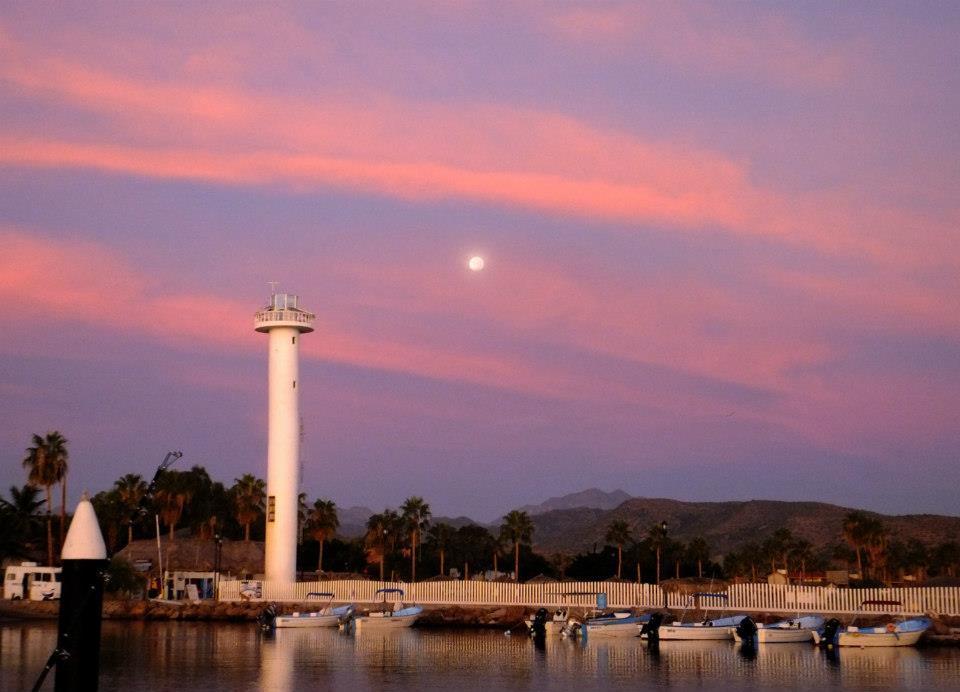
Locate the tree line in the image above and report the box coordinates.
[4,431,958,583]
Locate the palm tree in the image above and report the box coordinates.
[401,496,431,582]
[114,474,148,546]
[499,510,534,582]
[0,484,45,561]
[861,518,888,580]
[42,432,69,551]
[426,522,454,577]
[231,474,266,541]
[789,539,814,584]
[23,432,63,565]
[306,499,339,573]
[154,471,194,540]
[843,511,869,577]
[686,536,710,579]
[365,510,401,581]
[605,520,632,579]
[647,522,669,584]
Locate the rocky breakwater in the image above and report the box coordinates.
[2,598,539,628]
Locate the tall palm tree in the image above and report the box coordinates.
[306,499,339,573]
[42,432,69,551]
[114,474,148,546]
[499,510,534,582]
[647,522,669,584]
[686,536,710,579]
[426,522,454,577]
[23,432,62,565]
[401,496,431,582]
[843,511,869,577]
[861,517,888,580]
[605,520,632,579]
[789,539,814,584]
[154,471,194,540]
[365,510,400,581]
[231,474,266,541]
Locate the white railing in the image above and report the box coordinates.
[254,309,314,324]
[217,579,960,616]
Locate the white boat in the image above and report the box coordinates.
[274,592,354,628]
[349,588,423,630]
[642,593,745,641]
[812,601,931,648]
[582,611,649,639]
[656,615,744,641]
[733,615,825,644]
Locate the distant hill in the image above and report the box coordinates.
[336,506,375,539]
[516,488,633,516]
[331,493,960,558]
[528,497,960,558]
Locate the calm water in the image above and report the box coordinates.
[2,621,959,691]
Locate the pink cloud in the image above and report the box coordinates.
[0,29,921,266]
[547,4,854,89]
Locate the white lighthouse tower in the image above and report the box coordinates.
[255,290,315,583]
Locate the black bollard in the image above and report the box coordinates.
[54,496,109,692]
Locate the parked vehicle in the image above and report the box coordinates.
[3,562,61,601]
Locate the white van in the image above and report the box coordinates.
[3,562,62,600]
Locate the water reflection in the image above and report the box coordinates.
[2,622,959,691]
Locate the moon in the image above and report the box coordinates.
[468,256,485,271]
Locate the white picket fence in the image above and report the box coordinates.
[218,579,960,616]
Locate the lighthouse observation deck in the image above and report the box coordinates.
[254,293,315,333]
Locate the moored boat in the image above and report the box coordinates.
[349,588,423,630]
[733,615,825,644]
[273,592,354,628]
[641,593,745,641]
[813,600,931,648]
[582,611,649,639]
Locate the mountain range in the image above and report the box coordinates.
[332,490,960,557]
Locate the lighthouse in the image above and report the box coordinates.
[255,291,315,583]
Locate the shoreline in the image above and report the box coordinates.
[2,599,959,645]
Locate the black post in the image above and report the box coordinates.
[54,497,109,692]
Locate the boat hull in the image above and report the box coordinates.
[273,604,352,629]
[835,629,925,647]
[584,622,641,638]
[275,613,342,628]
[353,606,423,630]
[656,625,734,641]
[353,613,420,629]
[733,627,815,644]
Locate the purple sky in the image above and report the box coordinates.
[1,2,958,521]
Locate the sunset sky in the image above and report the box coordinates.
[2,2,958,520]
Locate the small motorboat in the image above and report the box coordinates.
[349,588,423,630]
[582,610,650,639]
[812,601,931,648]
[733,615,825,644]
[273,592,354,628]
[641,593,745,641]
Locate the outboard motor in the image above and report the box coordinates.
[819,618,842,647]
[640,612,664,644]
[257,603,278,634]
[531,607,549,637]
[735,616,758,647]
